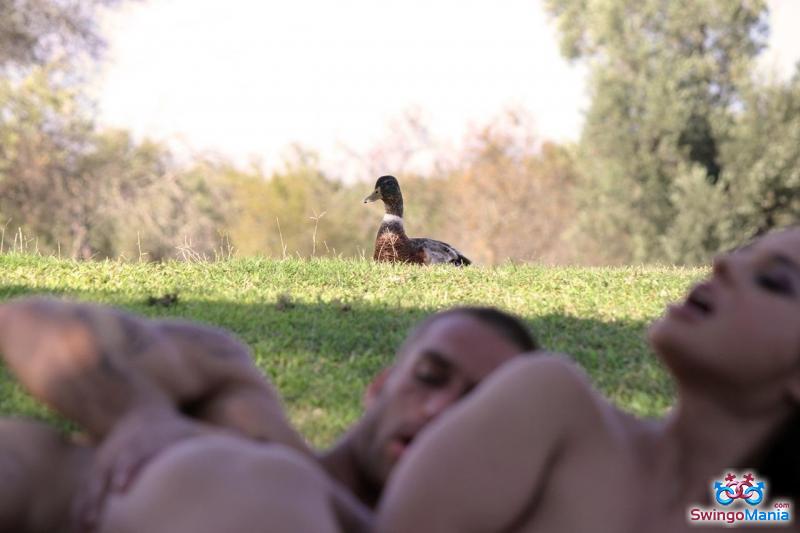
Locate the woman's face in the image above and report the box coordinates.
[649,227,800,396]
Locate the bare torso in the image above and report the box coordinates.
[376,356,794,533]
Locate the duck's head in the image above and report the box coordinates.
[363,175,402,204]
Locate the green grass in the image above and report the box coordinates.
[0,254,705,447]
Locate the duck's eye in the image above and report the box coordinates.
[756,272,794,296]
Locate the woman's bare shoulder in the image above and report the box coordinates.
[487,353,595,399]
[481,353,630,432]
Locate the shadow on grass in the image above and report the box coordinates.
[0,284,673,446]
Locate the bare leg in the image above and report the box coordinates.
[100,434,364,533]
[0,418,91,533]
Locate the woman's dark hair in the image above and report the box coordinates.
[751,227,800,502]
[753,409,800,502]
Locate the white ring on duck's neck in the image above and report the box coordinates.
[383,214,404,225]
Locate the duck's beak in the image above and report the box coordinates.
[363,189,381,203]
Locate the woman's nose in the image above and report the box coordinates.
[712,250,740,284]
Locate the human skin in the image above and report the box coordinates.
[375,228,800,533]
[0,419,92,533]
[0,299,305,447]
[94,311,533,531]
[0,304,533,532]
[98,435,367,533]
[319,311,531,506]
[0,299,309,532]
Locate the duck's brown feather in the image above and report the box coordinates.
[373,231,426,264]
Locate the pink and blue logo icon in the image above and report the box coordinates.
[714,473,765,506]
[688,471,793,526]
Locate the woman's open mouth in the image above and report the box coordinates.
[669,283,715,321]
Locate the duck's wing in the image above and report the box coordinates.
[410,238,471,266]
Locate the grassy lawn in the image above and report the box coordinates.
[0,254,705,447]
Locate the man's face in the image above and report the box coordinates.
[357,313,526,486]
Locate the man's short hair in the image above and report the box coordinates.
[401,306,538,356]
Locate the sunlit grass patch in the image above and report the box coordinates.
[0,255,705,447]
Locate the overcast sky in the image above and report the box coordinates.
[93,0,800,178]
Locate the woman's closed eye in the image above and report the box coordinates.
[756,272,795,296]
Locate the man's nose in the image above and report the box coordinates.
[422,390,459,420]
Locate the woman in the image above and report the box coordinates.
[375,226,800,532]
[20,229,796,532]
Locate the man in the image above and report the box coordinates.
[0,297,537,532]
[320,306,538,507]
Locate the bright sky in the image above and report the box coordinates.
[94,0,800,179]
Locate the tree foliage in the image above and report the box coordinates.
[0,68,229,259]
[223,148,373,259]
[0,0,129,72]
[8,1,798,265]
[546,0,799,264]
[212,110,581,265]
[440,110,580,264]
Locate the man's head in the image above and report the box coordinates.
[353,307,537,488]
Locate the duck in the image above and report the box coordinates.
[363,175,471,266]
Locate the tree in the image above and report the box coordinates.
[224,147,375,258]
[0,67,230,259]
[441,109,580,264]
[0,67,95,256]
[715,74,800,241]
[545,0,778,264]
[0,0,130,72]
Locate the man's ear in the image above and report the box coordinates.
[363,367,392,409]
